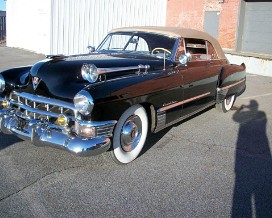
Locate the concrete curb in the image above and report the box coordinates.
[226,54,272,77]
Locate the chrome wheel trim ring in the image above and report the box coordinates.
[120,115,142,152]
[224,95,235,111]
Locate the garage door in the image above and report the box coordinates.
[6,0,167,54]
[51,0,167,55]
[240,1,272,55]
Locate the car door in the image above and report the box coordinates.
[176,38,219,117]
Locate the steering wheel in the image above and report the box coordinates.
[151,48,171,55]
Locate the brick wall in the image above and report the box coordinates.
[219,0,240,49]
[166,0,240,49]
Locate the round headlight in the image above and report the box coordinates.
[0,74,5,93]
[73,90,94,115]
[81,64,98,83]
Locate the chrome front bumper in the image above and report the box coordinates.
[0,108,116,156]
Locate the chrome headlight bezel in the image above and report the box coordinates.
[81,64,99,83]
[73,90,94,115]
[0,74,5,93]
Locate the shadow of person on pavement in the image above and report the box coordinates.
[232,100,272,217]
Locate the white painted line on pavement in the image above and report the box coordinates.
[246,74,258,77]
[242,93,272,100]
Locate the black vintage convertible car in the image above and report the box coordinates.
[0,27,246,164]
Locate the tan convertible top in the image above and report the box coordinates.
[110,26,226,59]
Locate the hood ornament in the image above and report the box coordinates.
[32,77,41,90]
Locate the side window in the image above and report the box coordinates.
[206,41,218,59]
[184,38,208,61]
[137,37,149,52]
[107,34,132,50]
[125,36,149,52]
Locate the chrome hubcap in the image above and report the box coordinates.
[120,115,142,152]
[226,98,231,105]
[226,95,234,106]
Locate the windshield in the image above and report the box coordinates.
[97,32,177,59]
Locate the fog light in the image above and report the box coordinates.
[75,121,95,138]
[57,114,68,127]
[1,100,9,108]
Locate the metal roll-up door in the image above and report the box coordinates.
[51,0,167,55]
[239,1,272,55]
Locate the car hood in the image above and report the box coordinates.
[27,52,173,102]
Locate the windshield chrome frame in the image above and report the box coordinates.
[97,32,136,51]
[96,31,179,62]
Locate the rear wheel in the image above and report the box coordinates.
[217,94,236,113]
[106,104,148,164]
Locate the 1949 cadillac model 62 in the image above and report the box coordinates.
[0,27,246,164]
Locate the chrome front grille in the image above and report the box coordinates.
[9,92,76,122]
[5,92,116,139]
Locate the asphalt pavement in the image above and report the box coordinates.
[0,47,271,217]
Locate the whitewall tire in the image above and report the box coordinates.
[217,94,236,113]
[107,104,148,164]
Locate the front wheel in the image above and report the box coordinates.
[216,94,236,113]
[106,104,148,164]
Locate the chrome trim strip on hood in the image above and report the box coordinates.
[97,64,150,75]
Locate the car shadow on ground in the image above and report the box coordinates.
[231,100,272,217]
[0,133,22,150]
[140,126,172,156]
[140,106,214,157]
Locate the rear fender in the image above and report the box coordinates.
[216,63,246,103]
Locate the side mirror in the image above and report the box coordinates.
[179,53,192,65]
[87,46,95,53]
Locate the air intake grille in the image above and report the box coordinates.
[9,92,76,122]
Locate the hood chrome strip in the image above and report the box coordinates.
[97,64,150,75]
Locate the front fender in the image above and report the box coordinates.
[1,66,32,96]
[84,69,182,121]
